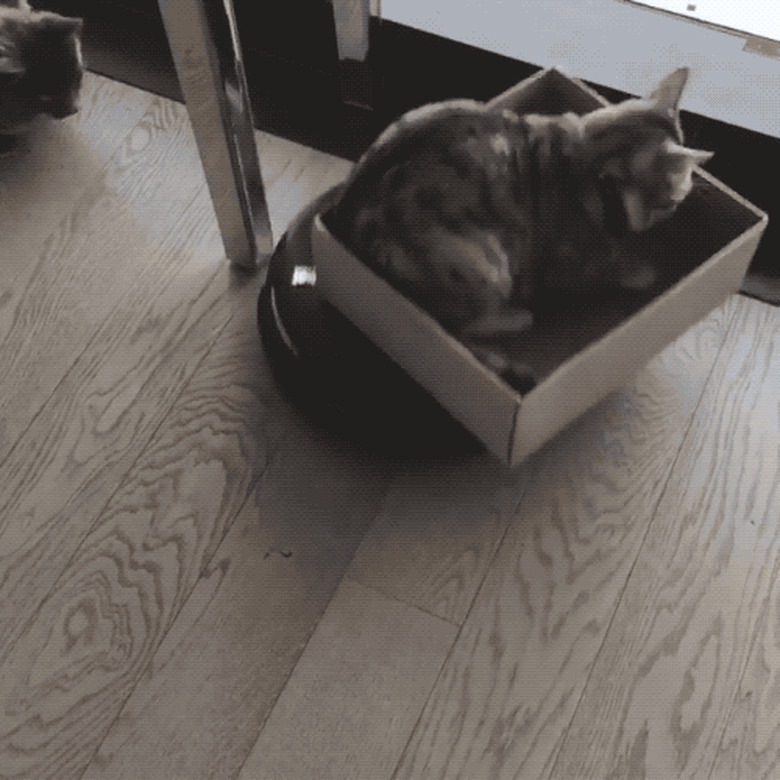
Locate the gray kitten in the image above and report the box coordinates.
[0,0,83,139]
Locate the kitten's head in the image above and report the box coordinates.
[579,67,713,233]
[0,6,83,134]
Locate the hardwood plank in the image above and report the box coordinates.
[0,90,209,461]
[0,70,350,476]
[0,247,231,664]
[550,296,780,780]
[347,455,532,625]
[0,73,152,283]
[256,130,351,240]
[8,67,772,780]
[0,79,340,467]
[0,272,231,779]
[80,419,391,780]
[238,578,457,780]
[391,296,737,779]
[0,97,359,775]
[713,548,780,779]
[0,79,244,660]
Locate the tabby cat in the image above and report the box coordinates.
[330,67,712,391]
[0,0,83,140]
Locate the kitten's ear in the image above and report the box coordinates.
[64,16,84,34]
[648,67,689,119]
[0,40,24,76]
[40,12,83,35]
[666,140,714,166]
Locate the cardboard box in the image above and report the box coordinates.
[312,68,768,466]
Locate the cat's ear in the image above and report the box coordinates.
[665,139,714,167]
[62,16,83,34]
[39,12,83,35]
[648,67,689,119]
[0,40,24,76]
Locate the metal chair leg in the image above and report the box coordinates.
[332,0,375,109]
[158,0,273,269]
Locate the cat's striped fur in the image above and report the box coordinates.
[330,68,712,390]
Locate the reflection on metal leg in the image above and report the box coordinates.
[159,0,273,269]
[332,0,375,110]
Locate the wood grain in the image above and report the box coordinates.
[0,73,152,284]
[3,402,390,779]
[0,92,232,675]
[550,296,780,779]
[0,276,231,779]
[347,455,533,625]
[0,91,211,462]
[238,578,456,780]
[391,296,737,779]
[80,415,392,780]
[712,543,780,779]
[256,130,352,240]
[1,67,774,780]
[0,73,362,777]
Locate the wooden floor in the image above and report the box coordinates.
[0,73,777,780]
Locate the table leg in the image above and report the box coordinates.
[158,0,273,269]
[332,0,375,109]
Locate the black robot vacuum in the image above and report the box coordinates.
[257,186,479,457]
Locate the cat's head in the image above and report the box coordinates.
[579,67,713,233]
[0,6,84,134]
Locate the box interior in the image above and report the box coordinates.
[486,70,765,382]
[470,176,763,383]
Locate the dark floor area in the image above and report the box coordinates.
[44,0,777,303]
